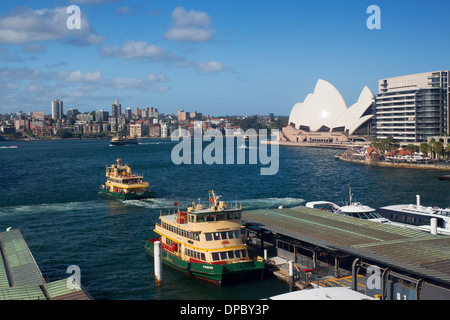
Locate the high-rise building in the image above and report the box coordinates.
[111,100,122,117]
[52,99,64,120]
[96,109,109,123]
[375,71,449,143]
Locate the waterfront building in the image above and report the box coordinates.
[51,99,64,120]
[375,71,450,143]
[14,117,31,132]
[282,79,376,144]
[130,123,149,138]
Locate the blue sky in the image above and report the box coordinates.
[0,0,449,116]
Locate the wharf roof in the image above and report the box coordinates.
[243,206,450,287]
[0,229,90,300]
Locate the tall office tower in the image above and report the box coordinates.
[125,107,132,120]
[111,100,122,117]
[51,99,64,120]
[376,71,449,143]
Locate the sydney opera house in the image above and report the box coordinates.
[281,79,376,144]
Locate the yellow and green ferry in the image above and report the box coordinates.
[144,190,265,285]
[99,159,155,200]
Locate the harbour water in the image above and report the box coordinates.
[0,138,448,300]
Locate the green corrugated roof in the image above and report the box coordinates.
[0,229,45,286]
[43,279,82,299]
[243,206,450,286]
[0,229,90,300]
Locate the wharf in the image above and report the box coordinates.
[0,228,91,300]
[243,206,450,299]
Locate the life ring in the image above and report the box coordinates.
[269,260,276,266]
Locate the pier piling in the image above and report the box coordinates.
[288,260,294,291]
[154,241,162,286]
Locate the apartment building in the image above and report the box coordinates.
[375,71,449,143]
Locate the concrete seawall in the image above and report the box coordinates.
[336,156,450,171]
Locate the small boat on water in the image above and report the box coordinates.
[99,159,155,200]
[144,190,265,285]
[377,195,450,235]
[306,187,390,224]
[110,136,139,146]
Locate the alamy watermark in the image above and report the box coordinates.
[66,265,81,290]
[66,5,81,30]
[170,127,279,176]
[367,5,381,30]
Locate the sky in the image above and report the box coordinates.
[0,0,449,116]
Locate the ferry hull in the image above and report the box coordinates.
[144,239,265,286]
[99,188,155,200]
[110,140,138,146]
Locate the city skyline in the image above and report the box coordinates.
[0,0,449,115]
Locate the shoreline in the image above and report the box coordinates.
[0,136,171,142]
[335,155,450,171]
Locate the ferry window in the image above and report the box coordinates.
[213,233,220,240]
[235,250,241,258]
[206,215,215,222]
[235,212,241,219]
[194,233,200,241]
[201,253,206,261]
[205,233,213,241]
[220,232,228,240]
[212,253,220,261]
[220,252,227,260]
[241,250,247,258]
[234,230,240,239]
[227,251,234,259]
[227,213,234,220]
[216,214,226,221]
[197,215,205,223]
[227,231,234,239]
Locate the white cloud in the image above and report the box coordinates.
[147,73,169,82]
[196,60,227,73]
[164,7,215,42]
[102,41,165,60]
[101,40,187,65]
[60,70,103,83]
[0,6,103,46]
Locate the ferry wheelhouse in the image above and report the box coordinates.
[144,190,265,285]
[99,159,155,200]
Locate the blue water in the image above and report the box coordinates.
[0,138,448,300]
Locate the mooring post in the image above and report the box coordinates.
[154,241,162,286]
[289,260,294,291]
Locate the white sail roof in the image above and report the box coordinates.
[288,79,375,134]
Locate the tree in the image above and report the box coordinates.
[419,142,429,154]
[383,136,399,152]
[433,141,444,160]
[405,144,419,153]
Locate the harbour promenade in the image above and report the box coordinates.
[334,154,450,171]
